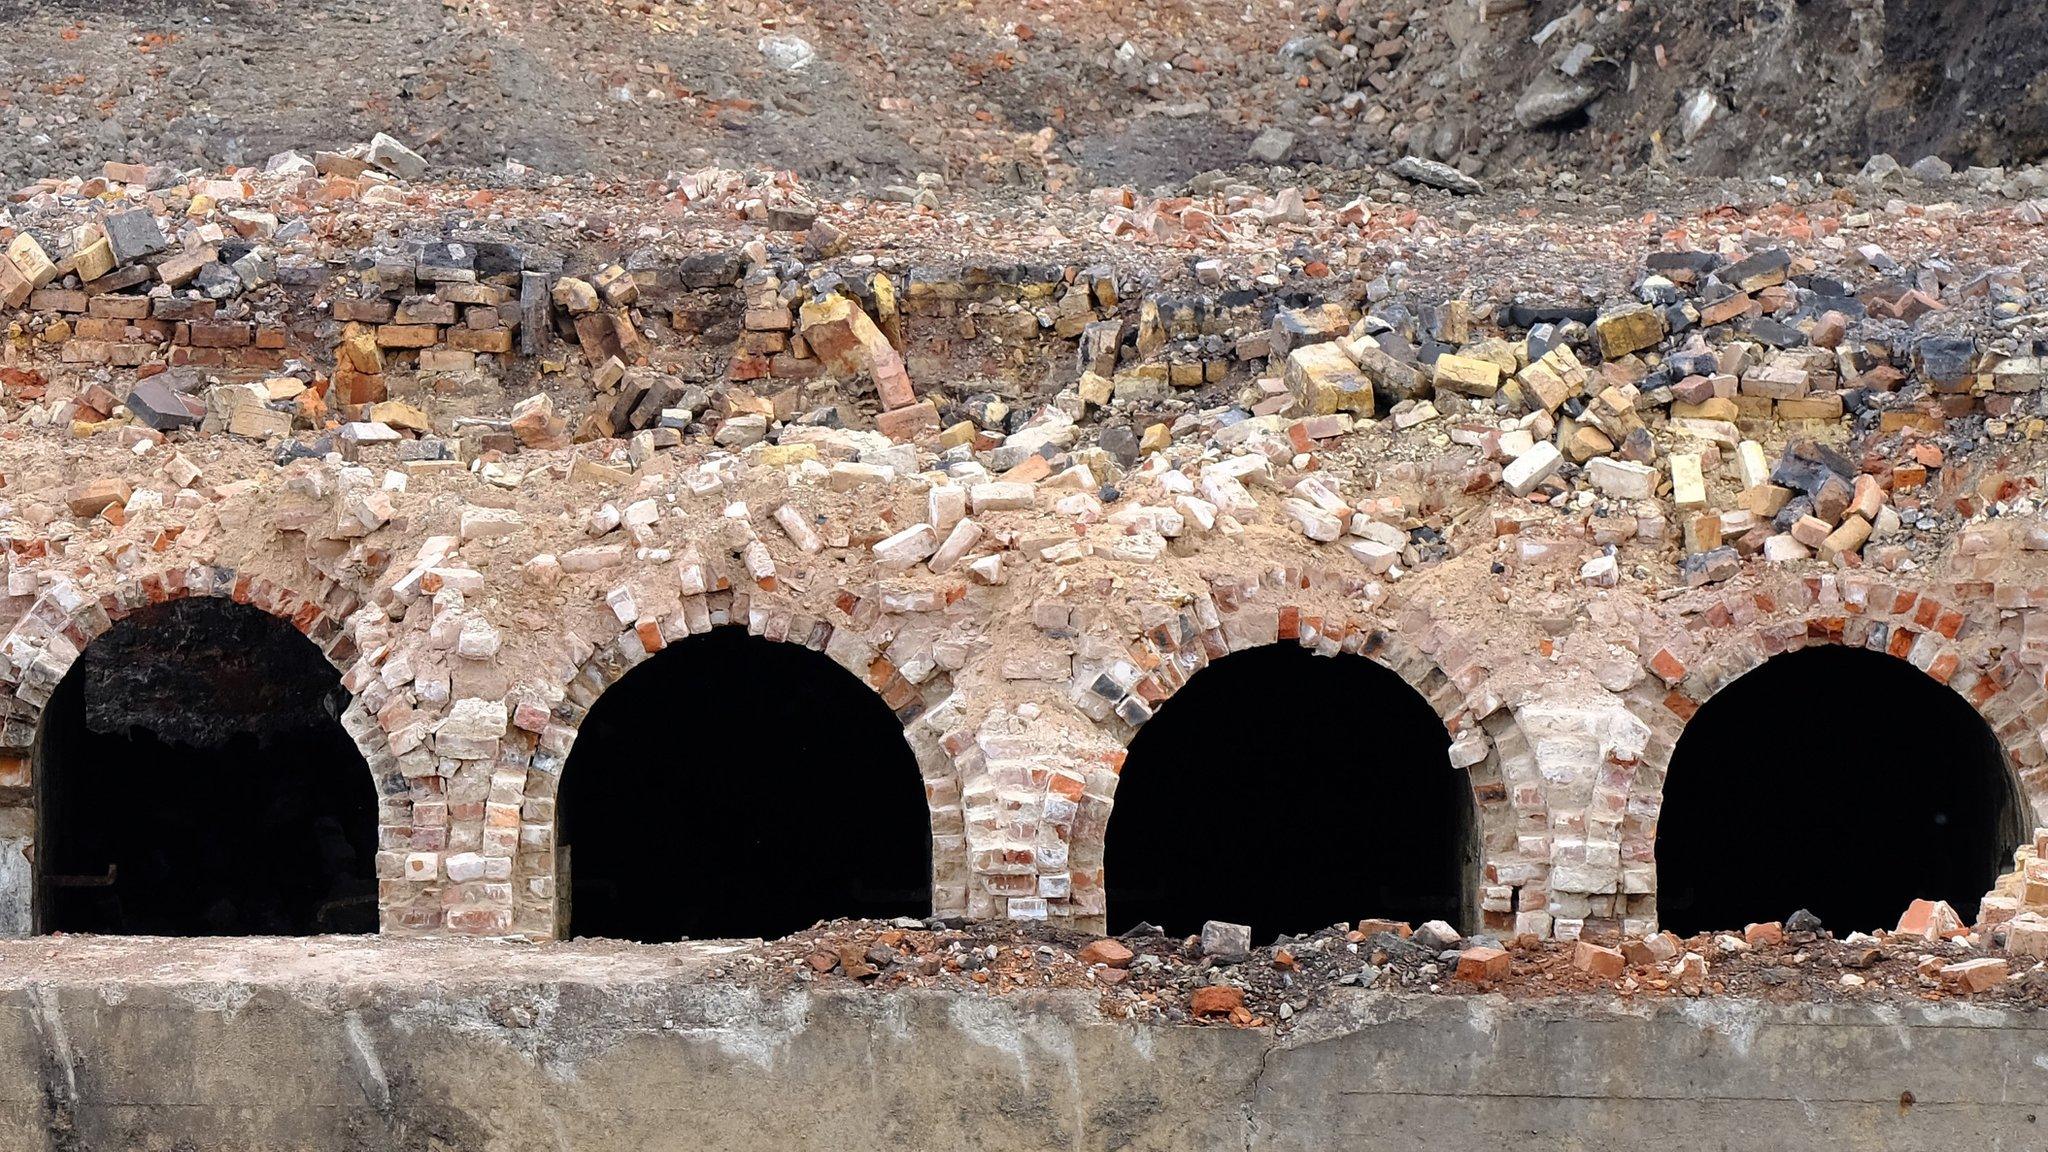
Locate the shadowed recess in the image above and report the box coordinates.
[36,597,378,935]
[1107,644,1475,943]
[558,626,930,942]
[1656,644,2025,935]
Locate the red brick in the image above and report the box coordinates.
[1189,985,1243,1015]
[1571,941,1626,978]
[1077,939,1133,967]
[1454,946,1511,982]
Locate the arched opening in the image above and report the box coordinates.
[1106,644,1475,942]
[557,626,930,942]
[34,598,378,935]
[1656,644,2025,935]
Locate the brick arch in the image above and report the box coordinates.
[0,564,380,936]
[1623,573,2048,929]
[1074,583,1550,938]
[496,589,971,941]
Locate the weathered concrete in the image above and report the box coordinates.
[0,938,2041,1151]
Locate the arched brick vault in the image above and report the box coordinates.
[364,582,974,941]
[1621,571,2048,930]
[1049,571,1552,938]
[0,564,377,932]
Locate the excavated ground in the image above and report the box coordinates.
[0,0,2044,192]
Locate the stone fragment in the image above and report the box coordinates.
[552,277,599,313]
[1247,128,1296,164]
[368,133,429,180]
[1201,920,1252,963]
[1514,73,1598,128]
[1389,155,1483,195]
[126,377,201,431]
[1721,248,1790,292]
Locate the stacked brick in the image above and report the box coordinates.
[1979,829,2048,957]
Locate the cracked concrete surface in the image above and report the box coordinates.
[0,937,2041,1150]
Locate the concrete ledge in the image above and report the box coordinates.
[0,938,2043,1150]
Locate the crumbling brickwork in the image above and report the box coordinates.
[3,139,2048,952]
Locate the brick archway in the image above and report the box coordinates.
[1625,574,2047,930]
[1073,583,1549,938]
[0,564,376,935]
[489,590,970,940]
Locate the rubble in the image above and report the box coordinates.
[742,915,2048,1033]
[0,50,2046,969]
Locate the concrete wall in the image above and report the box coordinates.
[0,940,2041,1151]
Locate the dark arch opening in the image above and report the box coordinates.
[1656,644,2025,935]
[1106,644,1475,943]
[35,598,379,935]
[557,626,930,942]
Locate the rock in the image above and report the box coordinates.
[1388,155,1484,195]
[1247,127,1297,164]
[758,34,816,70]
[1679,90,1720,141]
[1908,154,1953,181]
[1200,920,1253,963]
[367,133,429,180]
[1784,908,1826,935]
[1513,73,1598,128]
[1413,920,1462,950]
